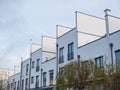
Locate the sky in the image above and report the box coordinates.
[0,0,120,69]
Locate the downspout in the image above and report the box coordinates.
[41,68,43,90]
[55,44,58,90]
[20,57,23,90]
[29,41,32,90]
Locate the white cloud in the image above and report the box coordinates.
[0,0,120,69]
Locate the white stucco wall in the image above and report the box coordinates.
[78,30,120,65]
[76,11,106,47]
[30,49,42,89]
[42,36,56,62]
[108,15,120,34]
[42,58,56,87]
[56,25,72,38]
[21,58,30,90]
[57,28,78,68]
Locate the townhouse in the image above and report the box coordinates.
[7,9,120,90]
[57,10,120,70]
[8,36,56,90]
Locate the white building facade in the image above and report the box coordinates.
[7,10,120,90]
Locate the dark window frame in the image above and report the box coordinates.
[59,47,64,64]
[68,42,74,60]
[43,72,47,87]
[32,61,35,68]
[36,59,40,72]
[49,70,54,85]
[36,75,39,88]
[31,77,34,84]
[95,56,104,68]
[115,49,120,71]
[26,64,29,75]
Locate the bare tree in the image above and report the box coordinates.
[56,59,120,90]
[56,60,93,90]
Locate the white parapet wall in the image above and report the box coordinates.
[76,11,106,47]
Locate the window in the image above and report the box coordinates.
[11,83,13,90]
[95,56,104,68]
[26,64,29,75]
[49,70,54,85]
[36,76,39,88]
[14,82,16,90]
[59,47,64,64]
[115,50,120,71]
[36,59,40,72]
[17,81,20,90]
[22,80,24,90]
[25,78,28,90]
[32,61,35,68]
[68,42,74,60]
[43,72,47,87]
[31,77,34,84]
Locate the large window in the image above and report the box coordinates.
[115,50,120,71]
[59,47,64,64]
[36,76,39,88]
[26,64,29,75]
[36,59,40,72]
[68,42,74,60]
[32,61,35,68]
[95,56,104,68]
[43,72,47,87]
[49,70,54,85]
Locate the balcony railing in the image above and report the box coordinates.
[59,56,64,64]
[36,66,39,72]
[68,52,74,60]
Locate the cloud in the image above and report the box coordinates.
[0,0,120,69]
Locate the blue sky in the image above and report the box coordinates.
[0,0,120,69]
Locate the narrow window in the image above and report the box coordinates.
[115,50,120,71]
[32,61,35,68]
[25,78,28,90]
[26,64,29,75]
[36,59,40,72]
[31,77,34,84]
[17,81,20,90]
[95,56,104,68]
[49,70,54,85]
[22,80,24,90]
[14,82,16,90]
[68,42,74,60]
[43,72,47,87]
[36,76,39,88]
[59,47,64,64]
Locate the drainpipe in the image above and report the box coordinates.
[55,44,58,90]
[20,57,23,90]
[29,40,32,90]
[41,68,43,90]
[56,44,59,75]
